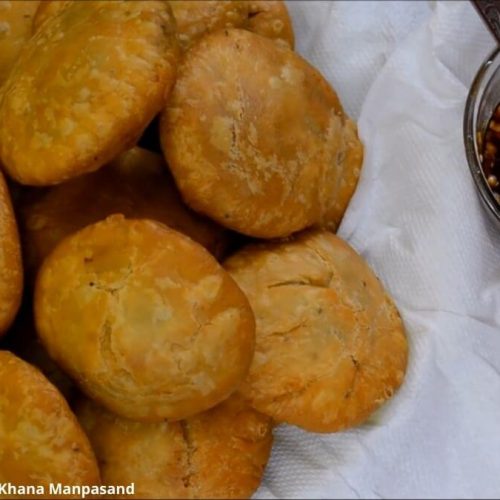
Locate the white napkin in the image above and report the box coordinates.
[256,2,500,498]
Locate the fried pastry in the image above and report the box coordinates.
[0,170,22,337]
[244,1,294,49]
[35,216,255,422]
[18,147,228,279]
[161,29,362,238]
[33,0,294,51]
[171,1,248,51]
[0,1,39,85]
[77,394,273,499]
[32,0,69,32]
[172,0,293,51]
[0,351,100,495]
[225,230,408,433]
[0,0,179,185]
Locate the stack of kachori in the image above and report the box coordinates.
[0,2,407,498]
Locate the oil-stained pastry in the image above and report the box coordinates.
[161,29,362,238]
[225,230,408,433]
[35,216,255,422]
[0,351,100,496]
[0,0,179,185]
[77,394,273,499]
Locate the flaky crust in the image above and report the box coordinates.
[0,1,179,186]
[171,1,249,51]
[18,147,228,279]
[0,351,100,497]
[35,216,255,422]
[0,170,22,336]
[161,29,362,238]
[171,0,294,51]
[77,394,273,499]
[0,1,39,85]
[244,1,294,49]
[32,0,70,32]
[225,231,408,433]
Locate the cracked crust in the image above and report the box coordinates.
[34,216,255,422]
[161,29,362,238]
[0,1,39,85]
[0,351,100,495]
[0,170,22,337]
[0,0,179,186]
[77,394,273,499]
[224,230,408,433]
[18,147,228,280]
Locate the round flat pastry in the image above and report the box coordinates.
[77,394,273,499]
[0,0,179,185]
[0,170,22,337]
[18,147,228,279]
[161,29,362,238]
[0,1,39,85]
[225,230,408,433]
[0,351,100,496]
[35,216,255,422]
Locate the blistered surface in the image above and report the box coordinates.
[35,216,255,421]
[162,29,362,238]
[0,351,100,496]
[226,231,408,432]
[78,394,273,499]
[0,0,179,185]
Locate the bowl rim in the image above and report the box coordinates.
[464,46,500,222]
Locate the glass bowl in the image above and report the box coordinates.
[464,47,500,225]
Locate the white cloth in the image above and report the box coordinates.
[256,2,500,498]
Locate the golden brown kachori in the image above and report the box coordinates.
[18,147,228,279]
[0,351,100,496]
[35,216,255,422]
[161,29,362,238]
[0,0,179,185]
[77,394,273,499]
[225,230,408,432]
